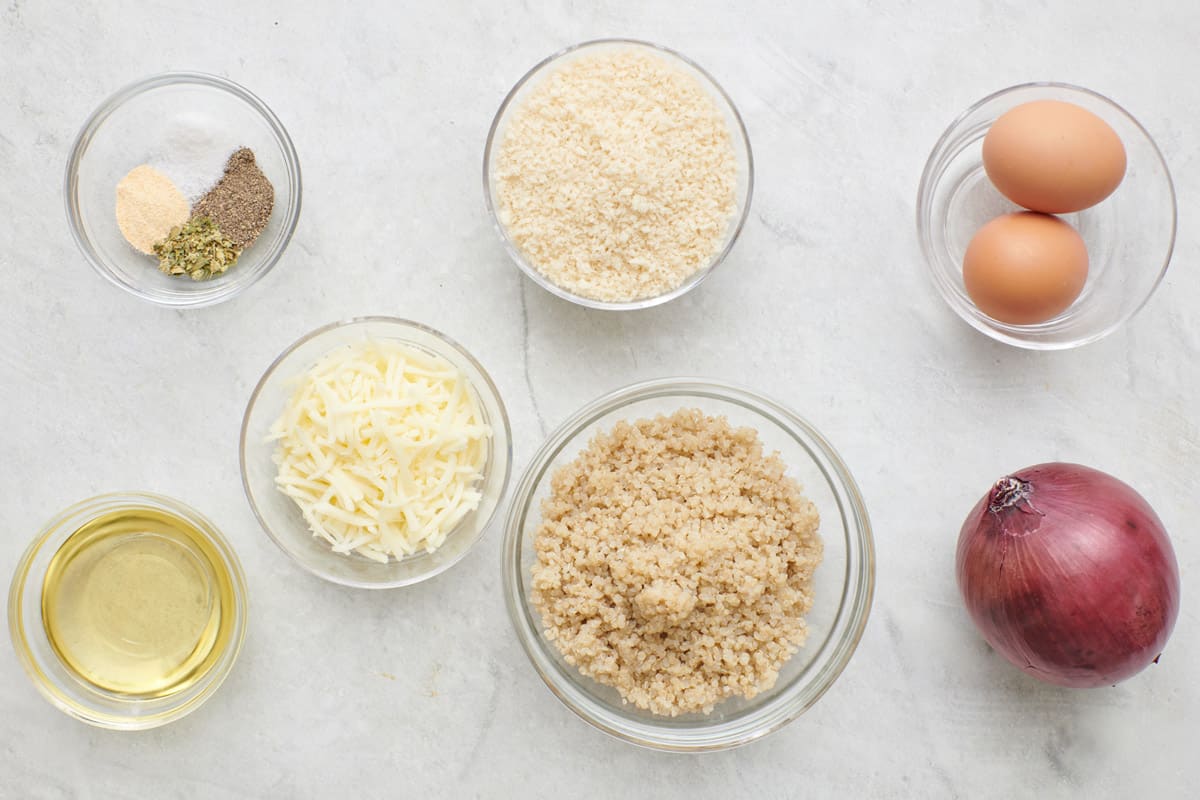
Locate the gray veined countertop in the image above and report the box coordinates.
[0,0,1195,797]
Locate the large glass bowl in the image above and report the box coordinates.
[917,82,1175,349]
[65,72,302,308]
[8,492,248,730]
[484,39,754,311]
[502,378,874,751]
[240,317,512,589]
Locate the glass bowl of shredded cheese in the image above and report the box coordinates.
[240,317,512,588]
[502,378,874,751]
[484,39,754,310]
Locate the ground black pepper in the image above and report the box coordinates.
[191,148,274,249]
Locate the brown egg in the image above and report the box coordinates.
[983,100,1126,213]
[963,212,1089,325]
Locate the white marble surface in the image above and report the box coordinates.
[1,1,1196,797]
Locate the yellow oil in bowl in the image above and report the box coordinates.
[40,507,238,697]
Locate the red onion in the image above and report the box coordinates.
[956,462,1179,687]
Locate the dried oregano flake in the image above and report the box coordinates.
[153,216,242,281]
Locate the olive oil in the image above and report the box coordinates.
[40,507,236,697]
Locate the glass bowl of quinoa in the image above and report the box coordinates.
[484,40,754,310]
[502,378,874,751]
[65,72,302,308]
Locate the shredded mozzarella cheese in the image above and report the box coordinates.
[269,338,491,562]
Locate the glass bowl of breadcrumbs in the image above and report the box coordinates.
[502,378,874,751]
[484,39,753,310]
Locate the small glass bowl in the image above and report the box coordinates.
[241,317,513,589]
[917,82,1175,349]
[65,72,302,308]
[484,39,754,311]
[502,378,874,751]
[8,492,248,730]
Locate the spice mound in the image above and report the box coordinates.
[269,338,492,562]
[494,47,738,303]
[531,409,823,716]
[192,148,274,249]
[115,165,189,255]
[154,217,240,281]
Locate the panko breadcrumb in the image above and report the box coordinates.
[530,408,823,716]
[494,47,738,302]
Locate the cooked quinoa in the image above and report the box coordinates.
[494,46,738,303]
[530,408,823,716]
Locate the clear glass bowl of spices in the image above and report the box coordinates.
[65,72,302,308]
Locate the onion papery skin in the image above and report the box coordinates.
[956,463,1180,688]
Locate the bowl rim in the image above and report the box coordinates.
[501,377,875,751]
[7,490,249,730]
[915,81,1177,350]
[482,38,755,311]
[239,316,514,589]
[64,70,303,309]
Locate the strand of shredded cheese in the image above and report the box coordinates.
[269,338,491,562]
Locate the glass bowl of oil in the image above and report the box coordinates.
[8,492,248,729]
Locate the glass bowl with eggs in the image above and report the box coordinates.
[917,82,1176,350]
[240,317,512,589]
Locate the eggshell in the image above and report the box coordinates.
[963,212,1089,325]
[983,100,1127,213]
